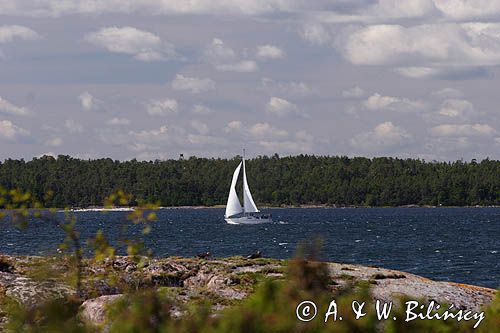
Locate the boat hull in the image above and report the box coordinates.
[225,215,272,225]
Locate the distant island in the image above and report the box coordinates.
[0,154,498,208]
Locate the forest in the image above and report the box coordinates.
[0,154,498,208]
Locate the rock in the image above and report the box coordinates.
[233,264,280,273]
[0,254,495,315]
[184,268,247,300]
[214,287,247,300]
[184,271,213,288]
[82,278,121,298]
[145,260,195,288]
[327,263,496,312]
[79,294,123,325]
[125,264,136,273]
[0,272,74,308]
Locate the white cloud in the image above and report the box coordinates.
[432,88,463,98]
[350,122,412,151]
[300,23,332,45]
[0,1,304,17]
[130,125,169,143]
[225,120,242,132]
[0,1,348,18]
[45,137,62,147]
[425,136,473,156]
[107,117,131,126]
[295,130,314,142]
[266,97,306,117]
[204,38,236,62]
[187,133,227,145]
[364,94,400,110]
[438,99,474,118]
[308,0,438,25]
[430,124,496,137]
[396,66,489,80]
[0,120,30,142]
[260,78,311,97]
[0,96,29,116]
[85,26,177,61]
[78,91,98,111]
[115,123,212,158]
[338,23,500,69]
[146,99,178,116]
[340,24,445,66]
[249,122,288,139]
[216,60,258,72]
[192,104,213,114]
[395,67,440,79]
[258,140,309,153]
[127,125,188,152]
[97,129,131,146]
[0,25,39,43]
[368,0,438,20]
[433,0,500,20]
[311,1,500,24]
[364,93,424,111]
[171,74,215,93]
[205,38,258,72]
[256,44,284,59]
[64,119,84,133]
[190,120,209,135]
[258,130,314,153]
[342,86,365,98]
[2,0,500,22]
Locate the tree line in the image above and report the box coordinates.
[0,154,498,208]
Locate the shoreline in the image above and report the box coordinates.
[49,204,500,212]
[0,255,496,321]
[1,204,498,213]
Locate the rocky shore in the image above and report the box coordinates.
[0,255,496,328]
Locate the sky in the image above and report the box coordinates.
[0,0,500,161]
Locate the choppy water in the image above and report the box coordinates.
[0,207,499,288]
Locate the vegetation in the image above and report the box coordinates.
[0,155,498,208]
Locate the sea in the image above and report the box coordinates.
[0,207,499,289]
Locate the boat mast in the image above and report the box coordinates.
[242,148,245,214]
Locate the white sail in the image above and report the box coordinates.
[225,162,243,218]
[242,158,259,213]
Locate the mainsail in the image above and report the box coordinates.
[225,162,243,218]
[224,152,271,224]
[242,158,259,213]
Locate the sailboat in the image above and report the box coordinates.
[225,151,272,224]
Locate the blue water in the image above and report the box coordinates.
[0,208,499,288]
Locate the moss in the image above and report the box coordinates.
[194,288,241,307]
[157,286,182,299]
[337,273,356,281]
[230,272,266,291]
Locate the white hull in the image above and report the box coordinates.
[225,215,272,225]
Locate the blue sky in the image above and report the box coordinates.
[0,0,499,161]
